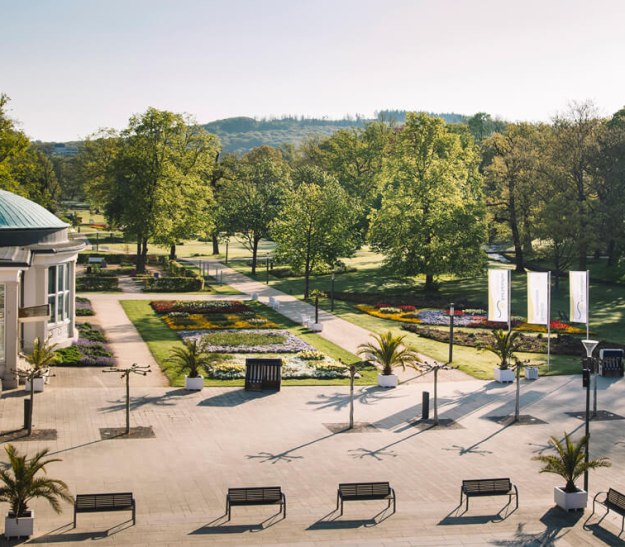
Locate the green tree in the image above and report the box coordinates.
[357,331,420,376]
[271,168,357,298]
[169,339,208,378]
[219,146,291,274]
[533,432,610,493]
[478,329,521,370]
[368,112,486,291]
[0,444,73,518]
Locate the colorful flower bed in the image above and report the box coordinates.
[358,304,584,333]
[55,322,115,366]
[162,312,277,330]
[151,300,250,315]
[208,352,352,380]
[179,329,314,353]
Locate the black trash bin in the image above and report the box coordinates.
[422,391,430,420]
[24,399,31,430]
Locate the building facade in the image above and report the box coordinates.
[0,190,84,388]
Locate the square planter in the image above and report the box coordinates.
[184,375,204,390]
[24,377,45,392]
[494,368,515,383]
[554,486,587,511]
[525,367,539,380]
[377,373,398,388]
[5,511,34,538]
[309,322,323,332]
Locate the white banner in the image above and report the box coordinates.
[488,269,510,322]
[527,272,549,325]
[570,271,588,324]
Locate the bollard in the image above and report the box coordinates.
[422,391,430,420]
[24,399,31,430]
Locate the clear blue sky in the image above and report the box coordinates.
[1,0,624,141]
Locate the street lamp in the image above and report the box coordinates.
[331,272,336,312]
[581,338,598,492]
[265,254,269,285]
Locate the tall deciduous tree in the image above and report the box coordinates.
[219,146,291,274]
[368,112,486,291]
[271,167,357,298]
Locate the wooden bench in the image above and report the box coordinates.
[593,488,625,534]
[226,487,286,520]
[461,478,518,511]
[336,482,396,516]
[74,492,135,527]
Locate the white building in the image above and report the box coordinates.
[0,190,84,388]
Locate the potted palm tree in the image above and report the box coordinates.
[170,338,207,390]
[479,329,520,383]
[0,444,73,538]
[358,331,419,388]
[533,432,611,511]
[23,337,58,392]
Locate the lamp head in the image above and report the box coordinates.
[581,339,599,358]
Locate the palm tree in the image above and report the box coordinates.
[357,331,420,376]
[24,337,58,376]
[0,444,73,518]
[479,329,520,369]
[532,432,611,493]
[169,338,207,378]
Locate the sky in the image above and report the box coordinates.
[1,0,625,142]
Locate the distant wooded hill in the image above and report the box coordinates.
[42,111,468,156]
[203,111,467,154]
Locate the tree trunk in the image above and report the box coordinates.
[607,239,617,266]
[136,239,144,273]
[509,190,525,272]
[140,238,148,274]
[169,244,176,260]
[251,238,258,276]
[211,233,219,255]
[424,274,436,292]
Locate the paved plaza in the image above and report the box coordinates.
[1,372,624,545]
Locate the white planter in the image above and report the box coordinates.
[525,367,539,380]
[494,368,515,383]
[184,375,204,390]
[5,511,34,538]
[24,377,45,392]
[377,373,398,388]
[554,486,587,511]
[309,322,323,332]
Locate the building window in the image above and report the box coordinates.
[48,264,70,323]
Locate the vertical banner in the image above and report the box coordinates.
[527,272,549,325]
[488,269,510,323]
[570,271,588,324]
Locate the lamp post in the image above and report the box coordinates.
[331,272,335,312]
[448,303,455,364]
[265,254,269,285]
[581,339,598,492]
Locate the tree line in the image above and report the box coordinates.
[3,93,625,296]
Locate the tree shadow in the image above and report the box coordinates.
[306,386,402,412]
[99,389,190,413]
[348,421,437,461]
[246,430,338,464]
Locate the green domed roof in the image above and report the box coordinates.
[0,190,67,230]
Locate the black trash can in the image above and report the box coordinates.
[24,399,31,430]
[422,391,430,420]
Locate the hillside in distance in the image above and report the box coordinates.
[203,111,467,154]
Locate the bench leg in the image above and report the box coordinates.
[340,497,344,517]
[74,509,77,528]
[226,500,231,521]
[132,504,136,525]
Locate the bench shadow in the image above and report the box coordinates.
[198,390,274,407]
[307,506,393,530]
[190,510,283,534]
[28,519,134,543]
[439,500,517,525]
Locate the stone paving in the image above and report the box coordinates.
[1,373,624,545]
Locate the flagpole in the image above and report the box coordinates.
[508,269,512,333]
[547,271,551,371]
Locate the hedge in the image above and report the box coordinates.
[143,276,204,292]
[77,253,160,265]
[76,276,120,291]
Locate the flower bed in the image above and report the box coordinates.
[76,297,95,316]
[180,329,314,353]
[151,300,250,315]
[162,311,277,330]
[208,352,352,380]
[55,322,114,366]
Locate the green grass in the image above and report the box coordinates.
[120,299,375,387]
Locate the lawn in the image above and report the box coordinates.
[120,299,375,387]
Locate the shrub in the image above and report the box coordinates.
[77,322,107,343]
[76,276,120,291]
[151,300,250,314]
[143,276,204,292]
